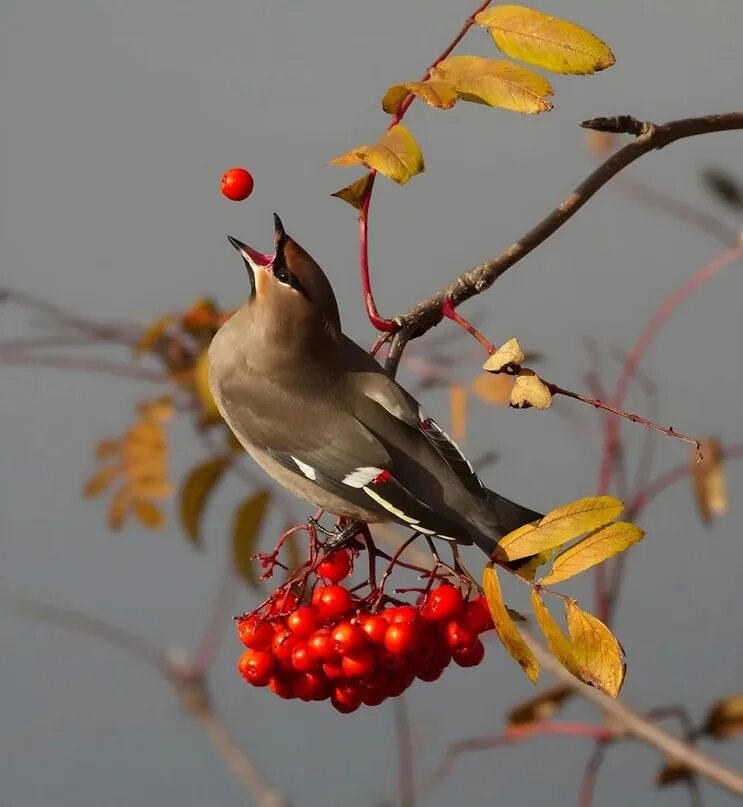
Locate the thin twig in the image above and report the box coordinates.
[393,696,415,807]
[0,352,167,382]
[578,742,609,807]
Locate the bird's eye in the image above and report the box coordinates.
[274,263,292,285]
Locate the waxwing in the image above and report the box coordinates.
[209,214,542,557]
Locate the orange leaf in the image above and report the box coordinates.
[471,373,515,406]
[83,466,119,498]
[134,499,165,529]
[448,383,468,443]
[107,487,132,531]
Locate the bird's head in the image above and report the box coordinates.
[227,214,341,341]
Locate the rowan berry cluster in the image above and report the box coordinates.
[236,548,493,713]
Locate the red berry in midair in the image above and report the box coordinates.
[316,548,352,582]
[452,638,485,668]
[221,167,254,201]
[312,584,355,620]
[421,585,465,622]
[286,605,320,638]
[237,649,275,686]
[236,615,274,650]
[384,622,419,655]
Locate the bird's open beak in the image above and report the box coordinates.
[227,235,273,298]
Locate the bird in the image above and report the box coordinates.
[208,214,543,557]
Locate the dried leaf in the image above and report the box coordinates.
[702,169,743,211]
[565,600,625,698]
[381,79,459,115]
[431,55,553,114]
[531,590,582,678]
[656,759,693,787]
[692,438,727,524]
[483,565,539,682]
[482,337,525,372]
[703,695,743,739]
[498,496,624,562]
[232,491,272,586]
[475,6,615,75]
[507,685,572,727]
[328,124,424,185]
[179,458,229,548]
[194,349,221,420]
[331,174,374,211]
[510,369,552,409]
[134,314,175,356]
[83,466,119,498]
[540,522,645,585]
[471,373,515,406]
[107,487,132,531]
[448,383,468,443]
[134,499,165,529]
[95,440,120,460]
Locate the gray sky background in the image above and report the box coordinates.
[2,1,742,805]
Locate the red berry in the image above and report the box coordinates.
[384,622,418,655]
[361,687,387,706]
[291,641,319,673]
[378,649,408,672]
[443,620,477,650]
[269,675,296,700]
[322,660,346,681]
[293,672,331,702]
[331,621,367,654]
[359,613,388,645]
[221,167,254,201]
[421,585,465,622]
[360,670,389,691]
[307,629,337,661]
[312,585,355,620]
[384,605,418,624]
[385,669,415,698]
[342,648,376,678]
[453,638,485,668]
[237,649,275,686]
[236,615,274,650]
[267,591,299,617]
[271,626,299,665]
[286,605,320,638]
[462,596,494,634]
[415,662,446,683]
[332,683,362,713]
[316,549,352,582]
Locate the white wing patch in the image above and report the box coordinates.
[292,456,317,480]
[342,466,384,488]
[363,486,420,525]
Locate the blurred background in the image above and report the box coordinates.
[1,0,742,804]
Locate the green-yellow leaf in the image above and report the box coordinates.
[328,124,424,185]
[83,466,119,498]
[483,565,539,682]
[431,55,553,114]
[178,457,229,548]
[565,600,625,697]
[381,79,459,116]
[194,349,221,420]
[509,369,552,409]
[331,174,374,212]
[540,522,645,585]
[475,6,615,75]
[232,491,272,586]
[498,496,624,562]
[531,590,582,678]
[482,337,525,372]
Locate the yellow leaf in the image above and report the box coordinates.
[540,522,645,585]
[107,486,132,531]
[95,440,120,460]
[194,349,221,419]
[179,458,229,548]
[328,124,424,185]
[134,499,165,529]
[507,685,572,727]
[530,590,582,678]
[703,695,743,739]
[83,466,119,498]
[381,79,459,115]
[482,337,525,372]
[448,383,468,443]
[232,491,272,586]
[483,565,539,682]
[509,369,552,409]
[512,548,556,581]
[471,373,515,406]
[331,174,374,212]
[498,496,624,561]
[475,6,615,75]
[565,600,625,698]
[692,437,728,524]
[431,55,553,114]
[134,314,175,356]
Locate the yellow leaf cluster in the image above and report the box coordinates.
[329,124,424,186]
[82,397,173,531]
[474,6,615,76]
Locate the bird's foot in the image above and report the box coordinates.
[308,517,364,550]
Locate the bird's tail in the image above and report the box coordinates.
[468,491,543,557]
